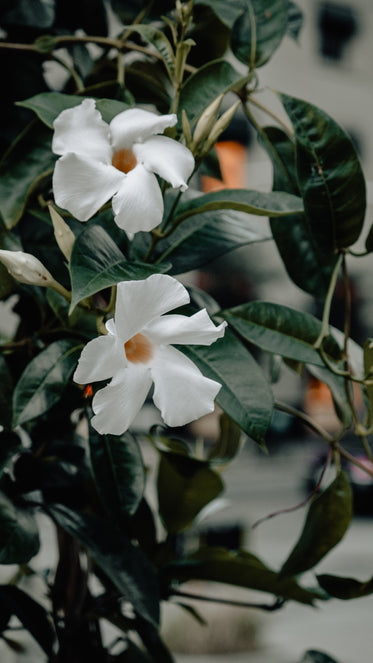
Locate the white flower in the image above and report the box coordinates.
[52,99,195,236]
[73,274,227,435]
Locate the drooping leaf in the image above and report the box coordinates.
[231,0,289,68]
[89,430,146,521]
[18,93,130,129]
[287,1,304,41]
[280,93,366,252]
[0,354,13,431]
[69,223,169,311]
[0,585,55,656]
[279,470,353,579]
[0,492,40,564]
[299,651,342,663]
[316,573,373,600]
[12,339,82,427]
[180,328,273,444]
[194,0,243,28]
[165,547,325,605]
[179,59,250,127]
[258,126,337,298]
[157,451,224,533]
[207,412,242,465]
[220,301,342,367]
[50,504,160,627]
[0,128,55,229]
[365,223,373,252]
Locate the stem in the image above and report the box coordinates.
[275,400,336,443]
[170,589,285,612]
[314,253,344,349]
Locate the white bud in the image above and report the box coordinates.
[49,203,75,261]
[0,250,71,301]
[201,100,241,156]
[192,94,224,151]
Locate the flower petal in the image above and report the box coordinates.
[134,135,195,190]
[73,332,124,384]
[52,99,112,163]
[109,108,177,150]
[53,153,124,221]
[144,310,227,346]
[151,345,222,427]
[114,274,190,343]
[111,164,163,234]
[90,364,152,435]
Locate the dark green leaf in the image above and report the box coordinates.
[194,0,243,28]
[69,223,169,311]
[18,93,129,129]
[89,430,146,520]
[179,59,250,127]
[300,651,341,663]
[157,452,223,533]
[0,492,39,564]
[0,0,55,28]
[0,354,13,431]
[12,339,82,427]
[365,223,373,252]
[259,126,337,298]
[306,364,352,427]
[0,585,55,656]
[316,573,373,600]
[122,25,175,76]
[280,93,366,251]
[231,0,289,68]
[279,470,353,579]
[165,547,325,605]
[0,129,55,229]
[50,504,160,627]
[221,301,342,367]
[180,328,273,444]
[287,1,304,41]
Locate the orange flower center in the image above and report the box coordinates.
[112,148,137,174]
[124,333,153,364]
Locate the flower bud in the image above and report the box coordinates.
[201,100,241,157]
[0,250,71,301]
[48,203,75,261]
[192,94,224,152]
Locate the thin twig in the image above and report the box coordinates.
[169,590,286,612]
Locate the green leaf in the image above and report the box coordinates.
[365,223,373,252]
[279,470,353,579]
[172,188,304,220]
[194,0,243,28]
[280,93,366,252]
[69,223,169,311]
[0,0,55,28]
[50,504,160,627]
[287,1,304,41]
[18,92,129,129]
[122,24,175,77]
[306,363,352,427]
[220,302,342,367]
[0,128,55,229]
[316,573,373,600]
[157,451,223,533]
[0,492,39,564]
[300,653,340,663]
[179,59,250,127]
[0,354,13,431]
[259,126,337,298]
[165,547,325,605]
[180,328,273,444]
[12,339,82,427]
[89,430,146,520]
[0,585,55,656]
[231,0,289,68]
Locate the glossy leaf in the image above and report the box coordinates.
[279,470,353,579]
[0,585,55,656]
[259,126,337,297]
[12,339,82,427]
[316,573,373,600]
[157,451,223,533]
[50,504,160,627]
[0,129,55,229]
[221,301,342,367]
[165,547,325,605]
[18,92,129,128]
[0,354,13,431]
[180,328,273,444]
[122,25,175,76]
[0,492,40,564]
[280,93,366,251]
[194,0,243,27]
[231,0,289,68]
[179,59,250,126]
[89,430,146,520]
[69,223,169,311]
